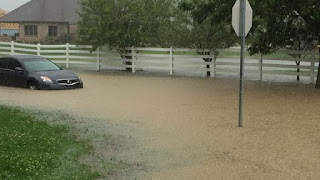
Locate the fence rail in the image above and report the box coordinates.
[0,41,318,83]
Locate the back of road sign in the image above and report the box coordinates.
[232,0,252,37]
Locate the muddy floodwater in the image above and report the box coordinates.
[0,71,320,179]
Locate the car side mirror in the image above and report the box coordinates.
[15,67,24,72]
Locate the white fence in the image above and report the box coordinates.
[126,47,319,83]
[0,41,318,83]
[0,41,101,70]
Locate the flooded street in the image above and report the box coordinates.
[0,71,320,179]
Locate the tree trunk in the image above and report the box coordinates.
[203,51,212,77]
[296,61,300,81]
[125,61,132,71]
[206,64,210,77]
[121,49,132,71]
[316,48,320,88]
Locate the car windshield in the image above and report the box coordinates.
[23,59,61,72]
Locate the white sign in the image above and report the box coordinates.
[232,0,252,37]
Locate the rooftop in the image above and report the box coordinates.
[0,8,19,30]
[0,0,81,24]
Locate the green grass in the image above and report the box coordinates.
[0,106,100,180]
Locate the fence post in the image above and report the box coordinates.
[259,53,263,81]
[310,50,316,84]
[213,55,217,78]
[170,47,173,75]
[66,43,70,69]
[96,47,101,71]
[37,43,41,56]
[210,54,215,78]
[10,41,14,55]
[131,46,136,73]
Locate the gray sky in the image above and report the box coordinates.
[0,0,30,12]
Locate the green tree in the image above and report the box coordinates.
[77,0,185,70]
[77,0,181,50]
[179,0,237,76]
[180,0,320,83]
[247,0,320,86]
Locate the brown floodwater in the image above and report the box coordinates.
[0,71,319,179]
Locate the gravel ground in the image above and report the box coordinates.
[0,71,320,179]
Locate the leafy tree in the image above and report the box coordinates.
[43,34,75,45]
[78,0,320,84]
[181,0,320,83]
[77,0,181,50]
[247,0,320,86]
[179,0,237,76]
[77,0,184,70]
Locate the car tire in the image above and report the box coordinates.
[27,82,38,90]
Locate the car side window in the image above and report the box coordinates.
[0,58,3,69]
[7,58,15,70]
[14,60,23,69]
[0,58,9,69]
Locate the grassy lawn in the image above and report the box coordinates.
[0,106,100,179]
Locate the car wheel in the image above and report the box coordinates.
[27,82,38,90]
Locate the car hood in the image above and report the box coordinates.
[31,70,79,80]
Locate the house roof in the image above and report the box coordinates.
[0,0,81,24]
[0,8,19,30]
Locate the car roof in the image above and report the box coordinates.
[2,55,45,61]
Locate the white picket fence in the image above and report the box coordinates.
[0,41,318,83]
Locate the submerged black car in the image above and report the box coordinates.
[0,55,83,90]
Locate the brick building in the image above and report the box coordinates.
[0,0,80,43]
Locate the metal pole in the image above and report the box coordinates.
[239,0,246,127]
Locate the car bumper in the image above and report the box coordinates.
[38,82,84,90]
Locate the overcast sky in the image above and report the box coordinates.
[0,0,30,12]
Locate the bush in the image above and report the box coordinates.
[43,34,75,45]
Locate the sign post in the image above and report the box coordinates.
[232,0,252,127]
